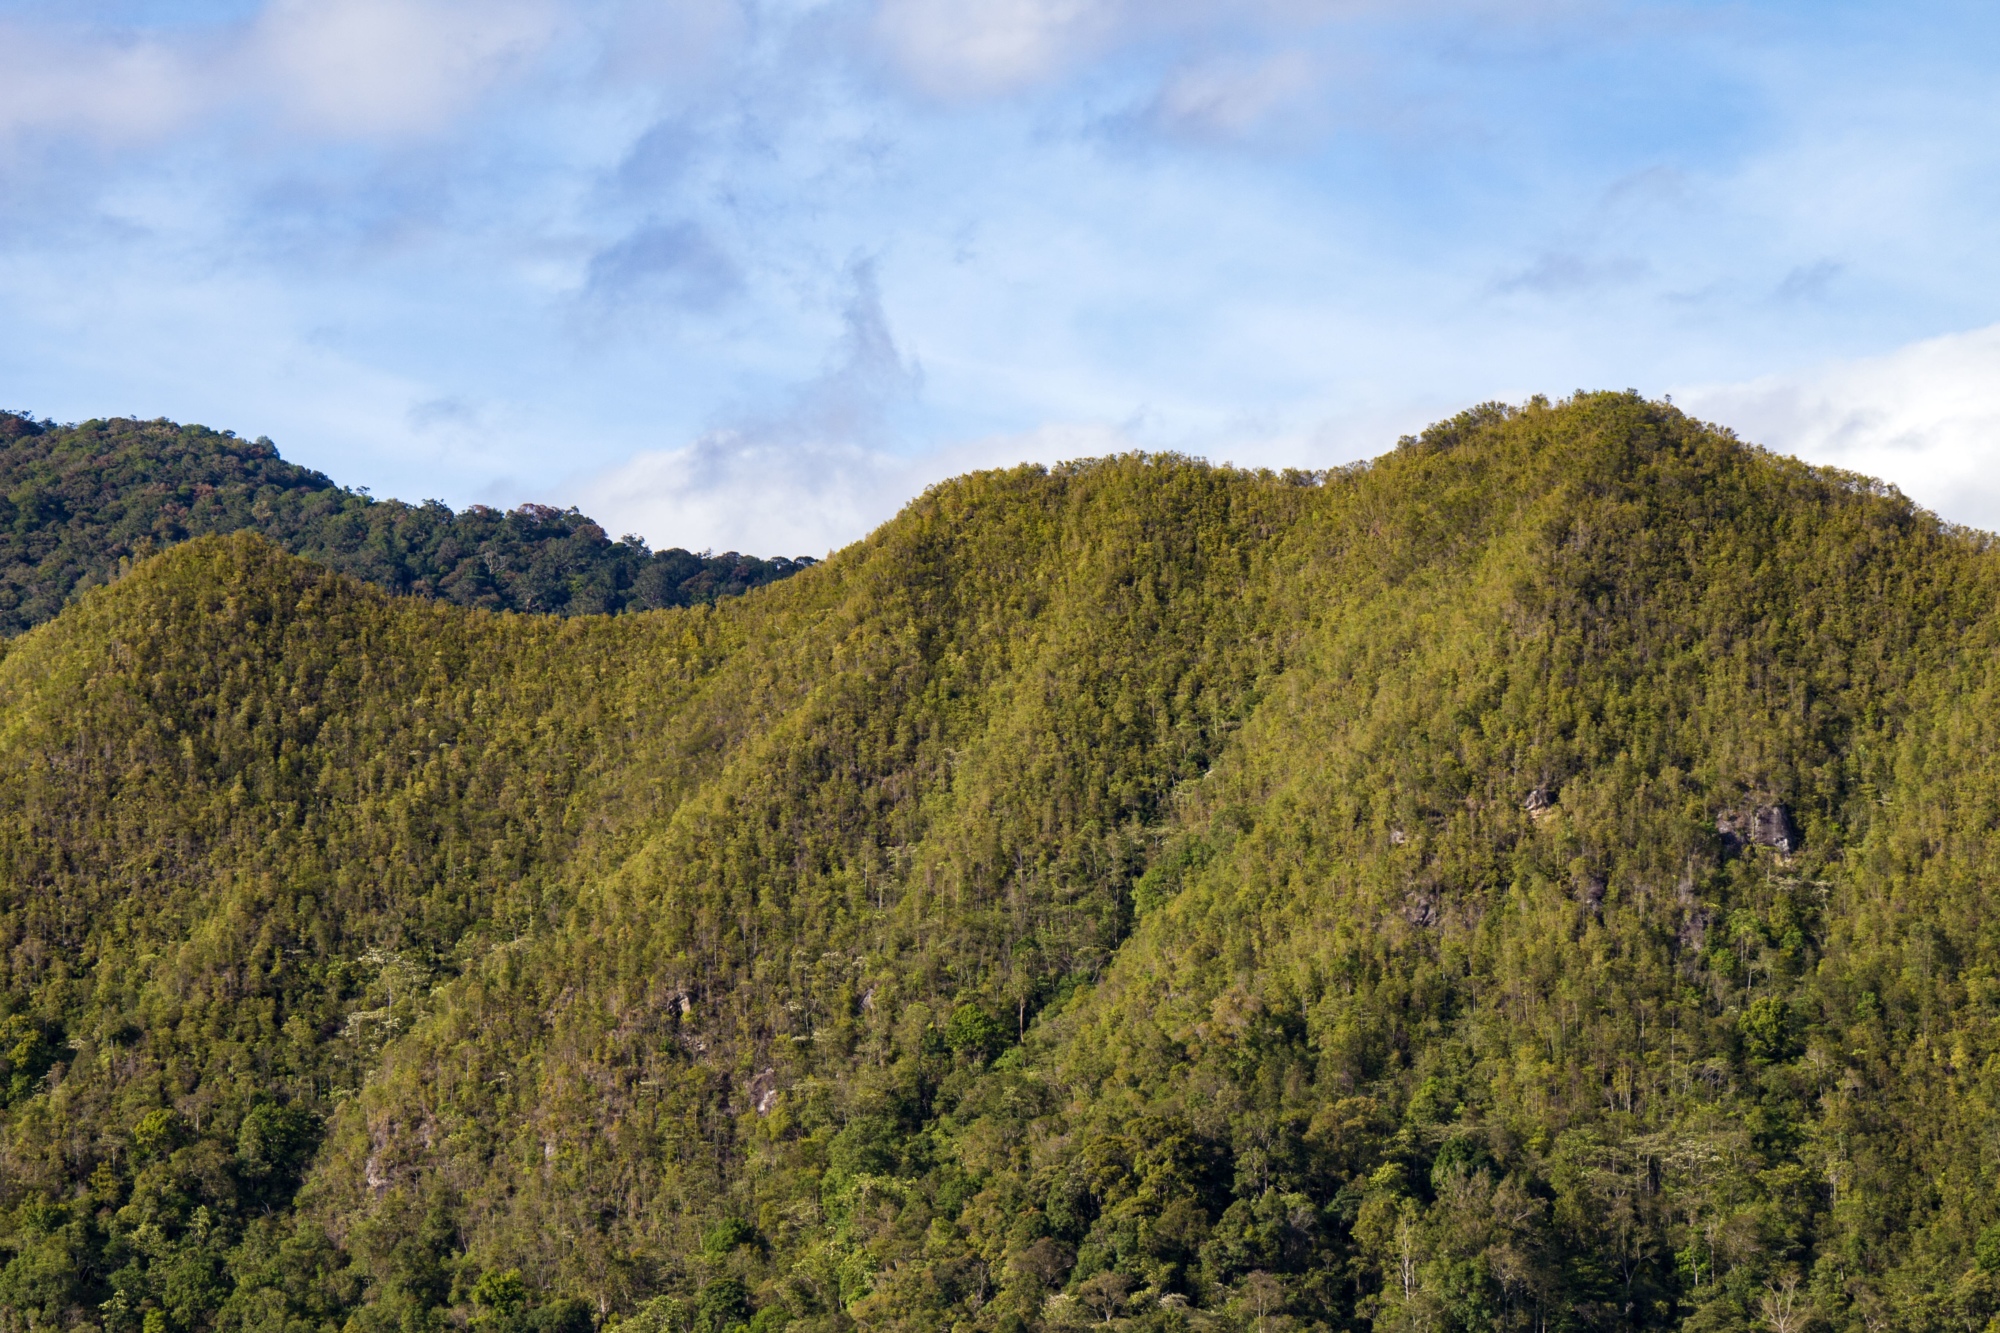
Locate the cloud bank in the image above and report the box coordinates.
[573,423,1134,558]
[572,258,1079,555]
[592,311,2000,558]
[1682,323,2000,534]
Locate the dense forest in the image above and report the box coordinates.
[4,392,2000,1333]
[0,412,812,635]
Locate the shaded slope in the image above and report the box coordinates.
[0,412,811,634]
[0,535,762,1330]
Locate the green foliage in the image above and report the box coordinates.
[946,1004,1010,1063]
[0,1012,60,1107]
[703,1222,762,1258]
[475,1267,532,1317]
[697,1277,750,1333]
[0,411,811,634]
[5,393,2000,1333]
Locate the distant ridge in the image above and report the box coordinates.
[0,411,813,635]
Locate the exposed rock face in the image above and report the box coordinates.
[1401,884,1441,928]
[1718,803,1799,854]
[1523,786,1558,823]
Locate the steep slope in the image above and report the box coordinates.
[315,396,2000,1333]
[0,412,810,634]
[0,453,1316,1332]
[3,393,1999,1333]
[1015,403,2000,1333]
[304,457,1312,1329]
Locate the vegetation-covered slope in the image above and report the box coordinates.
[0,412,811,634]
[3,393,1999,1333]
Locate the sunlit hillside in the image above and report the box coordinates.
[3,393,1998,1333]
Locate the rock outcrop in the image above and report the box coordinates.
[1718,803,1799,854]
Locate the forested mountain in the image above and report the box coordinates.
[0,412,812,635]
[5,392,2000,1333]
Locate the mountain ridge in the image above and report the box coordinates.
[0,411,814,636]
[3,393,1999,1333]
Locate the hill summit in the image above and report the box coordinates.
[2,392,1998,1333]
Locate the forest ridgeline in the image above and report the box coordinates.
[0,412,812,635]
[2,392,1997,1333]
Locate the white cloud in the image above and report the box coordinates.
[571,421,1130,556]
[0,26,214,144]
[566,252,1134,553]
[588,312,2000,556]
[871,0,1126,98]
[595,0,742,85]
[1678,323,2000,534]
[866,0,1506,107]
[248,0,562,138]
[0,0,562,149]
[1148,48,1318,139]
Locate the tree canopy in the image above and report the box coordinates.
[2,393,1998,1333]
[0,412,811,635]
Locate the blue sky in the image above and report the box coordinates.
[2,0,1998,554]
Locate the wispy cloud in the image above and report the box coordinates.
[1496,251,1649,296]
[408,395,478,431]
[572,420,1134,557]
[583,220,742,314]
[1773,258,1843,302]
[870,0,1132,99]
[1145,49,1322,140]
[568,257,985,553]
